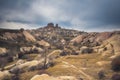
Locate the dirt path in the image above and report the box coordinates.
[62,61,95,80]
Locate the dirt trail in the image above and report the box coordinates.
[62,61,95,80]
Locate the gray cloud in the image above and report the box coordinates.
[0,0,120,31]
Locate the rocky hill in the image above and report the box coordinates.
[0,23,120,80]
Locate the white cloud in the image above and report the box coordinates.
[30,0,70,22]
[31,4,59,21]
[0,21,41,29]
[0,0,86,29]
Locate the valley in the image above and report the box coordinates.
[0,23,120,80]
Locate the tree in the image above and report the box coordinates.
[43,46,48,69]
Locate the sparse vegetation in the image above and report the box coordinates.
[0,23,120,80]
[111,74,120,80]
[111,56,120,72]
[98,70,106,80]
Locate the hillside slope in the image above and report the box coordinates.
[0,23,120,80]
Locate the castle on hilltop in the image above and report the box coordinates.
[45,23,61,30]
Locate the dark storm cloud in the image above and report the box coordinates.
[0,0,120,31]
[0,0,32,10]
[75,0,120,31]
[0,0,33,23]
[83,0,120,26]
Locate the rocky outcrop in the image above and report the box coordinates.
[23,31,36,42]
[106,35,120,55]
[0,29,36,43]
[9,60,40,73]
[37,40,50,47]
[80,46,93,54]
[97,34,120,58]
[71,35,86,44]
[20,46,43,54]
[0,70,11,80]
[15,59,26,65]
[31,74,78,80]
[58,76,78,80]
[2,32,22,40]
[0,47,7,56]
[31,74,61,80]
[70,33,100,47]
[49,50,63,59]
[96,61,111,66]
[96,32,113,42]
[70,32,114,47]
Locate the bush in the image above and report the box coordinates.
[36,63,44,70]
[2,75,11,80]
[111,74,120,80]
[28,66,36,71]
[0,57,7,70]
[7,56,13,62]
[111,56,120,72]
[9,67,23,74]
[2,75,19,80]
[46,60,56,68]
[38,70,50,75]
[60,51,68,56]
[98,70,105,80]
[11,75,20,80]
[71,50,79,55]
[18,53,24,59]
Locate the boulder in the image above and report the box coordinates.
[0,70,11,80]
[10,60,40,73]
[20,46,43,54]
[0,47,7,56]
[101,50,113,57]
[98,48,105,54]
[37,40,50,47]
[31,74,61,80]
[58,76,78,80]
[15,59,25,65]
[49,50,62,59]
[96,61,111,66]
[30,74,78,80]
[105,43,113,50]
[9,66,21,74]
[61,39,66,45]
[80,46,93,54]
[23,31,36,42]
[20,47,32,53]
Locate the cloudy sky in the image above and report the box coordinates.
[0,0,120,32]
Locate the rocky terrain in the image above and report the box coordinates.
[0,23,120,80]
